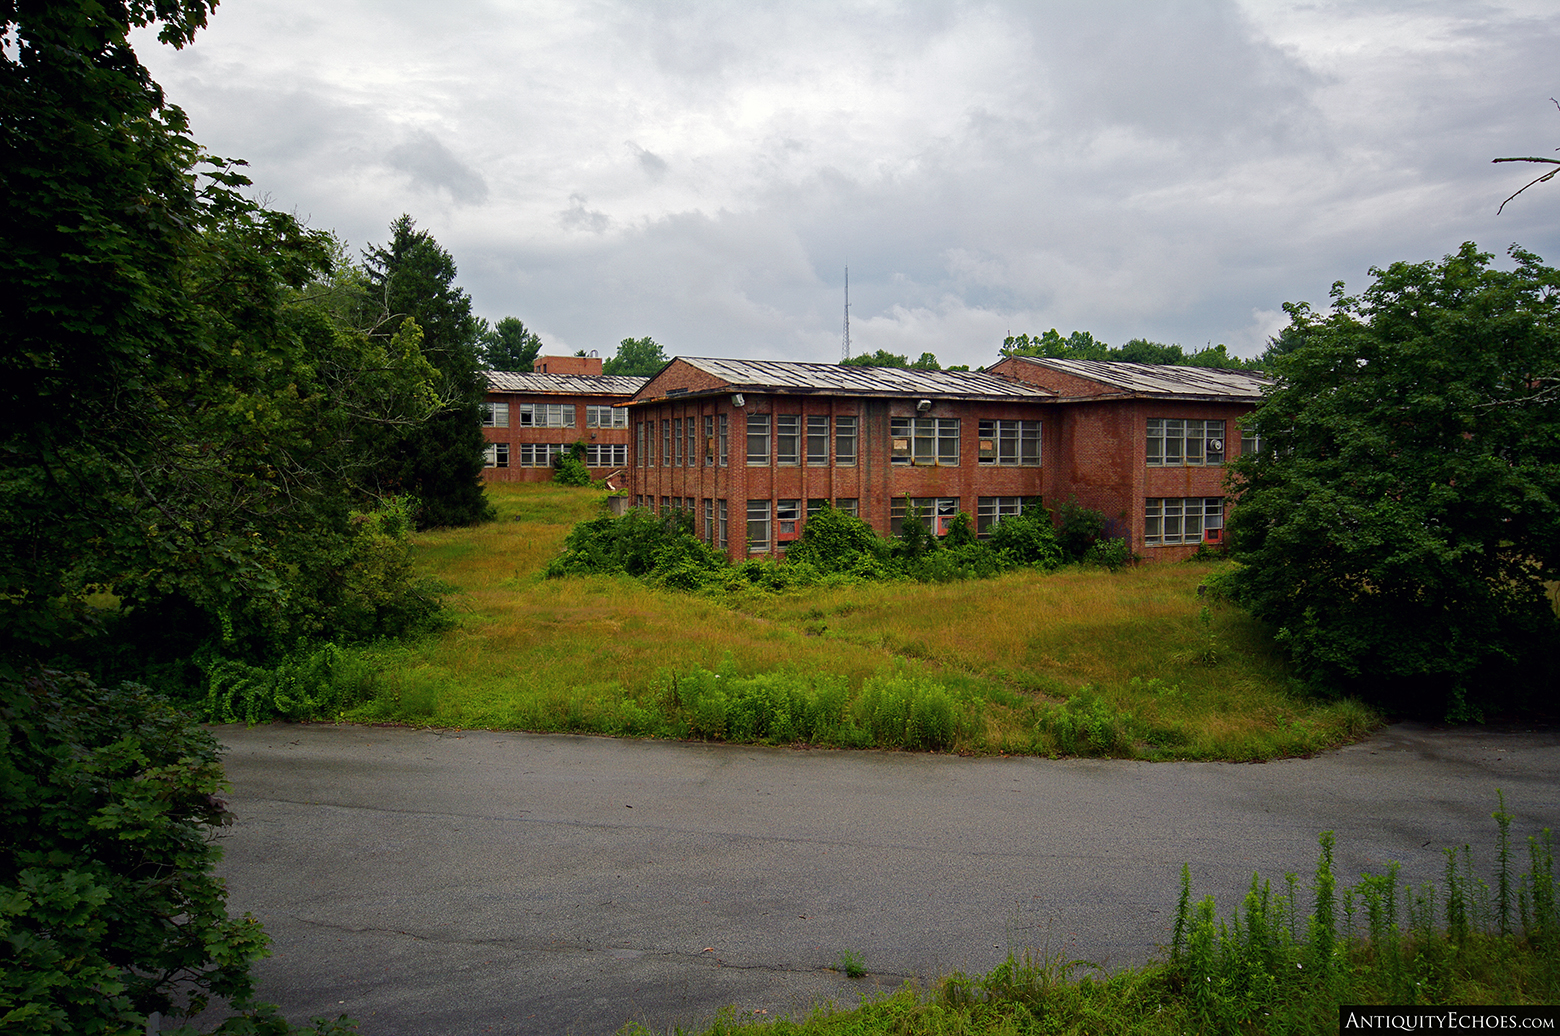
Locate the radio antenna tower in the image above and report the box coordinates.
[841,266,852,361]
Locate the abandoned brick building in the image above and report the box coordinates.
[623,356,1268,561]
[480,355,647,486]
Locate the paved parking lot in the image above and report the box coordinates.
[206,721,1560,1035]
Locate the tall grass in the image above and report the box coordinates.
[329,483,1378,759]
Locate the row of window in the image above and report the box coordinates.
[628,494,1226,549]
[483,403,629,429]
[483,443,630,468]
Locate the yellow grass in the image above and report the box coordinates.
[351,482,1379,758]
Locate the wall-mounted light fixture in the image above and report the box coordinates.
[916,399,932,412]
[732,393,746,407]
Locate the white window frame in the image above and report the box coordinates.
[585,405,626,428]
[747,499,771,553]
[483,402,510,428]
[891,417,959,466]
[1147,419,1226,466]
[1144,497,1225,546]
[483,442,510,468]
[977,420,1041,466]
[518,403,575,428]
[746,414,770,466]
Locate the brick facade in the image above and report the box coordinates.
[480,361,646,485]
[623,356,1267,561]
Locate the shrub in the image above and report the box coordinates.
[1084,536,1133,571]
[784,505,886,574]
[0,668,351,1033]
[551,441,591,486]
[203,642,376,724]
[986,510,1063,569]
[334,497,451,641]
[1056,498,1106,563]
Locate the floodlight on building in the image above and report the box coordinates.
[732,393,746,407]
[916,399,932,412]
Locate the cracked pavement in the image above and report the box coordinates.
[203,722,1560,1035]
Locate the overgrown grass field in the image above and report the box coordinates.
[329,483,1377,759]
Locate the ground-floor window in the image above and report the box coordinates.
[890,496,960,536]
[519,443,566,467]
[776,499,800,546]
[483,443,510,468]
[585,444,627,467]
[976,496,1040,535]
[718,499,728,550]
[747,499,771,553]
[1144,497,1224,546]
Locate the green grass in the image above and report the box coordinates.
[336,482,1379,759]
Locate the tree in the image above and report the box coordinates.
[840,349,910,368]
[362,215,492,528]
[602,335,669,376]
[1227,243,1560,719]
[480,315,543,370]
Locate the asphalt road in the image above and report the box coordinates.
[203,722,1560,1036]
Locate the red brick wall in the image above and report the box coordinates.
[627,393,1051,561]
[531,355,603,376]
[481,390,634,484]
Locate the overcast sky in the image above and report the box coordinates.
[134,0,1560,367]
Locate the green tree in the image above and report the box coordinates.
[362,215,492,528]
[1000,329,1110,360]
[602,335,669,376]
[480,315,543,370]
[841,349,911,368]
[1227,243,1560,718]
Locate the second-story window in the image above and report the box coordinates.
[835,416,857,466]
[807,416,829,465]
[746,413,770,465]
[891,417,959,465]
[1147,419,1225,466]
[776,415,800,465]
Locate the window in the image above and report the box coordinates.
[747,499,770,552]
[1241,425,1263,456]
[703,416,714,466]
[890,497,960,536]
[1147,419,1225,466]
[718,414,729,467]
[704,498,714,543]
[483,442,510,468]
[718,499,728,550]
[483,402,509,428]
[585,444,627,467]
[834,498,858,517]
[585,405,626,428]
[1144,497,1225,546]
[807,498,828,519]
[835,416,857,466]
[686,497,695,512]
[977,497,1040,536]
[686,419,696,469]
[890,417,959,465]
[519,443,566,467]
[662,497,671,514]
[746,413,770,465]
[806,416,829,465]
[662,420,672,467]
[673,418,683,466]
[636,422,645,466]
[518,403,574,428]
[776,499,800,544]
[776,414,800,465]
[977,420,1041,466]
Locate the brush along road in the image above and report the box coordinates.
[208,723,1559,1035]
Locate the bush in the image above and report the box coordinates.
[333,497,451,641]
[0,668,351,1033]
[986,510,1063,569]
[551,442,591,486]
[203,642,377,725]
[1085,536,1133,571]
[784,505,886,574]
[1056,498,1106,563]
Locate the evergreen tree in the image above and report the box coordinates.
[481,316,544,370]
[362,215,492,528]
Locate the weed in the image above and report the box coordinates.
[835,949,866,978]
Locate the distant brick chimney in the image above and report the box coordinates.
[533,355,603,376]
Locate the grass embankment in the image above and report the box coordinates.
[340,483,1376,760]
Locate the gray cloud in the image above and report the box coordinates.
[384,131,489,205]
[133,0,1560,367]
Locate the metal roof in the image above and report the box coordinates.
[486,371,648,396]
[654,357,1053,400]
[1006,357,1270,401]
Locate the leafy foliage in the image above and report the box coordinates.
[550,441,591,486]
[0,668,353,1033]
[1000,329,1263,370]
[601,336,669,377]
[1228,243,1560,718]
[361,215,492,529]
[478,315,543,371]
